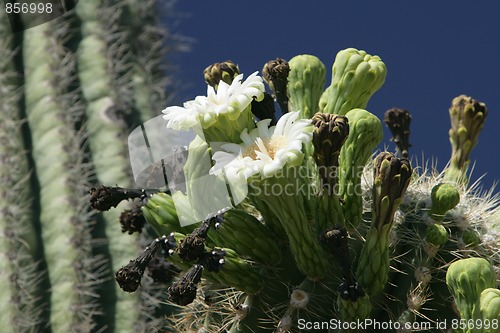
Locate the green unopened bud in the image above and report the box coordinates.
[320,48,386,115]
[287,54,326,119]
[356,153,411,296]
[206,209,282,266]
[462,228,481,247]
[429,183,460,221]
[204,60,240,88]
[445,95,488,185]
[338,109,383,227]
[446,258,496,320]
[372,152,412,231]
[311,113,349,193]
[262,58,290,113]
[384,108,412,158]
[142,192,197,236]
[425,223,449,246]
[480,288,500,330]
[212,248,265,294]
[337,291,371,321]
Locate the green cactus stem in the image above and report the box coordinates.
[0,11,44,331]
[444,95,488,186]
[287,55,326,119]
[23,17,103,331]
[321,226,372,321]
[319,48,387,116]
[249,172,330,280]
[76,1,145,329]
[262,58,290,113]
[338,109,384,228]
[356,152,412,296]
[384,107,412,158]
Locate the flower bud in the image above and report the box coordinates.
[203,60,240,88]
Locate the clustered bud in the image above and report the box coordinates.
[168,264,204,306]
[262,58,290,113]
[89,185,145,211]
[119,205,146,234]
[311,113,349,193]
[204,60,240,87]
[373,152,412,228]
[115,234,177,292]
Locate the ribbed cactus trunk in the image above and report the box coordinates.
[0,1,179,332]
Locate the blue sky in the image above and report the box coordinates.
[169,0,500,191]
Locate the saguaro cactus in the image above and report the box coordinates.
[99,48,500,332]
[0,1,181,332]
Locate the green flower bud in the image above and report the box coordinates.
[480,288,500,331]
[384,108,412,158]
[204,60,240,88]
[446,258,496,320]
[372,152,412,231]
[212,248,265,294]
[320,48,386,115]
[338,109,383,227]
[444,95,488,185]
[262,58,290,113]
[142,192,198,235]
[337,292,371,321]
[429,183,460,221]
[462,229,481,247]
[287,54,326,119]
[206,209,282,266]
[425,223,449,246]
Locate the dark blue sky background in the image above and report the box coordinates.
[169,0,500,191]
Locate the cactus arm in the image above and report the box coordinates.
[22,17,102,331]
[0,11,45,332]
[76,1,143,330]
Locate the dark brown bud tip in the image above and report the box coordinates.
[115,236,168,292]
[119,205,146,234]
[168,264,204,306]
[262,58,290,113]
[320,226,352,273]
[384,108,412,158]
[89,185,145,211]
